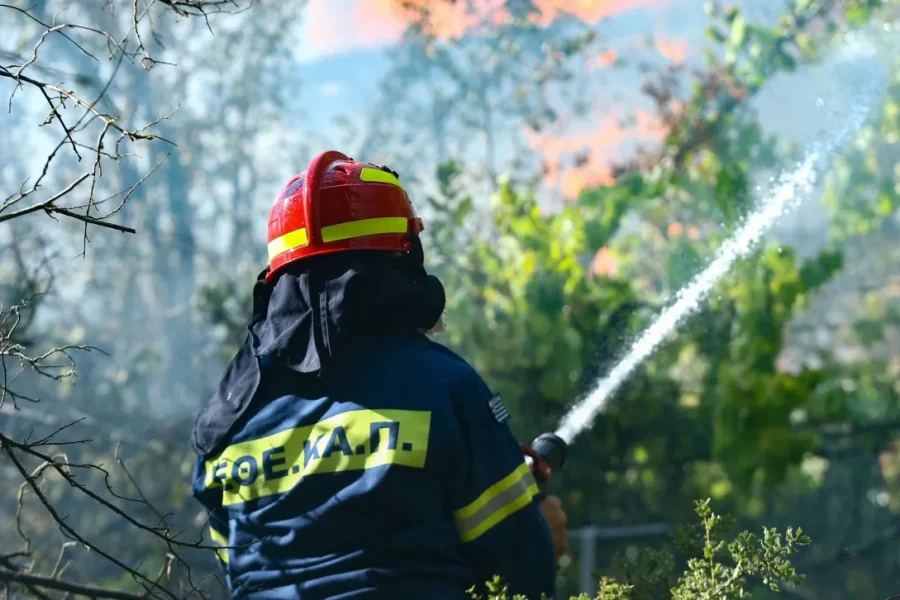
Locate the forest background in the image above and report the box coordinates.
[1,0,899,598]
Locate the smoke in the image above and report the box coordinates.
[555,29,891,444]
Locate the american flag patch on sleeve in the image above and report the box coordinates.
[488,394,511,424]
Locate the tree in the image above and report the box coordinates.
[398,0,899,597]
[0,2,266,598]
[351,0,603,200]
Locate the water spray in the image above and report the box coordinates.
[525,32,887,489]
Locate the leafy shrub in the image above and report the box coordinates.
[470,499,810,600]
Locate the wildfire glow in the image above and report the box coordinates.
[528,109,666,199]
[592,49,620,68]
[527,0,672,27]
[590,247,619,277]
[302,0,682,202]
[303,0,675,57]
[655,37,689,63]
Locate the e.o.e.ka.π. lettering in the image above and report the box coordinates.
[204,409,431,506]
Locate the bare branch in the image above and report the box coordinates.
[0,1,187,241]
[0,173,91,224]
[68,154,169,217]
[1,435,178,599]
[53,206,137,234]
[0,3,257,599]
[0,4,100,65]
[0,557,53,600]
[1,432,245,553]
[0,569,149,600]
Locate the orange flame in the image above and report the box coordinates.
[528,0,671,27]
[655,37,689,63]
[667,222,684,237]
[667,222,701,239]
[303,0,676,56]
[591,247,619,277]
[527,109,665,199]
[592,49,619,68]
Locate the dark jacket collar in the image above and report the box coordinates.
[191,246,445,457]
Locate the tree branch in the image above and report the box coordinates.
[50,207,137,234]
[0,569,147,600]
[0,174,91,224]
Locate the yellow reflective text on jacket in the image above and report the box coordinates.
[204,409,431,506]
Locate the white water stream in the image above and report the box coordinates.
[556,33,888,444]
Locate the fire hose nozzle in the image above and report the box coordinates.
[522,432,568,501]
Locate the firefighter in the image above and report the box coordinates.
[191,150,568,600]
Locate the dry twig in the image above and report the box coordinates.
[0,2,253,599]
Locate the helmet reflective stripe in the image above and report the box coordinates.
[321,216,408,244]
[266,150,422,281]
[268,228,309,261]
[267,216,410,261]
[359,167,403,188]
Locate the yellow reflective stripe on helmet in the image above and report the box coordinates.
[454,461,539,543]
[359,167,403,188]
[268,216,409,262]
[267,228,309,261]
[320,216,408,244]
[209,526,230,565]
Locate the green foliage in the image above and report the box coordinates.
[192,0,899,598]
[670,500,809,599]
[471,501,809,600]
[467,574,634,600]
[414,2,900,598]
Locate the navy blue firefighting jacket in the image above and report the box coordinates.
[190,253,556,600]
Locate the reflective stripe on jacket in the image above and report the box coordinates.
[191,332,556,600]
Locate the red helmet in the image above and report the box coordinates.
[266,150,424,282]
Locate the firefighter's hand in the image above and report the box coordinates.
[539,495,568,558]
